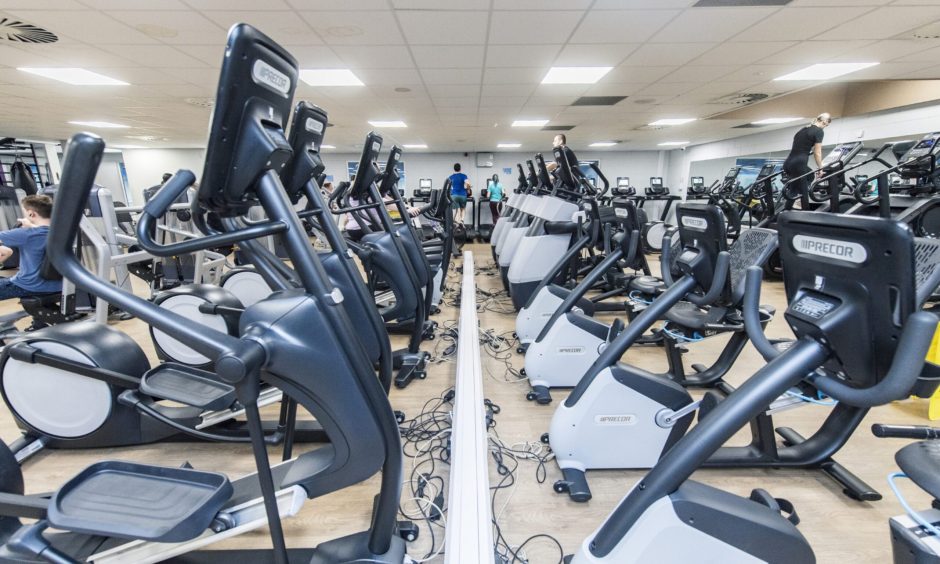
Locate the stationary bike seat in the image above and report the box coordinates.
[629,276,665,295]
[896,440,940,500]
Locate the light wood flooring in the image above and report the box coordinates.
[0,243,932,563]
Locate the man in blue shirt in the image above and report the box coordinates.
[0,194,61,300]
[448,163,472,224]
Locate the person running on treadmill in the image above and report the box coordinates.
[488,173,503,220]
[448,163,471,224]
[546,134,579,174]
[783,113,832,203]
[0,195,61,300]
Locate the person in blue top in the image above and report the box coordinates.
[0,194,62,300]
[448,163,472,224]
[488,173,504,220]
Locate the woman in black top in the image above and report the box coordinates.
[783,113,831,205]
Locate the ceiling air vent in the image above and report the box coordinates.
[909,22,940,40]
[542,125,575,131]
[710,92,769,105]
[0,17,57,44]
[185,97,215,108]
[571,96,627,106]
[694,0,791,6]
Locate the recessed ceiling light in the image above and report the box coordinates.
[649,118,696,126]
[751,117,804,125]
[369,120,407,128]
[18,67,128,86]
[320,144,336,149]
[590,142,618,147]
[541,66,613,85]
[497,143,521,148]
[300,69,364,86]
[512,119,549,127]
[403,144,428,149]
[774,62,878,81]
[658,141,689,146]
[69,121,129,129]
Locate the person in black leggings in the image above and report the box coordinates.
[783,113,831,207]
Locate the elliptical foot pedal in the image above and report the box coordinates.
[555,468,592,502]
[141,363,236,411]
[525,386,552,405]
[48,461,232,542]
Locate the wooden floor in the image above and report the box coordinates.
[0,243,933,563]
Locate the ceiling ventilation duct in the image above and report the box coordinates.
[0,16,57,43]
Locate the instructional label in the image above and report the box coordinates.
[793,235,867,263]
[792,295,836,319]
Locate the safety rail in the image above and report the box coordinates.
[445,251,495,564]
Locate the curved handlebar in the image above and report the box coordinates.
[659,228,679,287]
[589,163,610,197]
[810,311,938,407]
[743,266,780,362]
[687,251,729,307]
[144,170,195,218]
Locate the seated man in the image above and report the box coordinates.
[0,195,61,300]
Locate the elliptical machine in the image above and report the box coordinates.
[568,211,940,563]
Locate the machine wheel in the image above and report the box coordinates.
[526,391,537,401]
[516,346,525,354]
[520,368,526,376]
[395,411,406,424]
[553,481,569,494]
[540,433,550,444]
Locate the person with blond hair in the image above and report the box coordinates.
[784,113,832,204]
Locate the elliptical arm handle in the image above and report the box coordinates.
[810,311,938,407]
[872,424,940,440]
[686,251,730,307]
[48,133,244,364]
[143,169,195,217]
[622,229,640,268]
[589,163,610,197]
[659,227,679,287]
[743,266,780,361]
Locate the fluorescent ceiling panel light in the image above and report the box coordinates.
[649,118,696,126]
[18,67,128,86]
[751,117,804,125]
[542,66,612,85]
[299,69,364,86]
[497,143,521,148]
[774,62,878,81]
[320,144,336,149]
[658,141,689,146]
[369,120,407,128]
[403,144,428,149]
[590,142,618,147]
[512,119,548,127]
[69,121,129,128]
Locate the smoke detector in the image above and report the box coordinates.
[710,92,769,105]
[0,16,57,44]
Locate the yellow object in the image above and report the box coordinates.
[926,323,940,420]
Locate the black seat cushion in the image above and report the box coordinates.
[663,302,728,331]
[896,440,940,500]
[629,276,665,295]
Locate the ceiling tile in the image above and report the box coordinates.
[483,67,546,85]
[757,40,875,64]
[411,45,485,69]
[106,11,226,45]
[653,7,779,43]
[332,45,415,69]
[393,0,490,8]
[286,0,387,8]
[186,0,292,8]
[433,97,478,108]
[201,11,323,45]
[571,10,679,44]
[98,44,208,67]
[658,65,740,83]
[485,44,561,68]
[554,43,639,67]
[734,7,874,41]
[397,11,489,45]
[488,11,582,45]
[80,0,189,9]
[356,67,422,84]
[622,43,716,66]
[605,64,678,84]
[3,10,159,44]
[298,10,403,45]
[280,45,345,67]
[693,41,796,66]
[479,96,527,109]
[427,84,475,97]
[494,0,592,8]
[481,83,535,97]
[420,68,482,85]
[593,0,695,9]
[824,6,940,40]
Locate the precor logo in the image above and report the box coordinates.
[305,117,324,134]
[793,235,867,264]
[557,346,585,355]
[252,60,290,96]
[681,216,708,229]
[594,414,637,425]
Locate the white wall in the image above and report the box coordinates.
[120,148,206,204]
[670,102,940,189]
